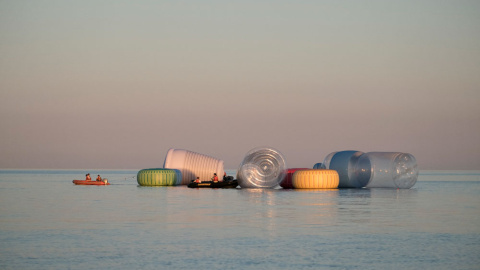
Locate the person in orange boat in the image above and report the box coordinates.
[211,173,219,182]
[96,175,102,181]
[85,173,92,181]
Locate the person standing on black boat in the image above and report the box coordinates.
[212,173,219,182]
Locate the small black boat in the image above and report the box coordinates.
[187,178,238,189]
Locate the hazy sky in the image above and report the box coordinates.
[1,0,479,170]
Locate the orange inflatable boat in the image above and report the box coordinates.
[72,180,110,185]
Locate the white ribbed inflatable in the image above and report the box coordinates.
[355,152,418,189]
[163,148,224,185]
[236,147,287,188]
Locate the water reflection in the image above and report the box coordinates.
[236,189,341,237]
[335,188,421,233]
[368,187,418,198]
[338,188,372,202]
[336,189,372,227]
[236,189,278,238]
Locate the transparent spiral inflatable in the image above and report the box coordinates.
[355,152,418,189]
[163,148,224,185]
[236,147,287,188]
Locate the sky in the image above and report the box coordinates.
[1,0,479,170]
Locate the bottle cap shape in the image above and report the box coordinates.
[237,147,287,188]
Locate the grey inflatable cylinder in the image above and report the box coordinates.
[355,152,418,189]
[163,148,224,185]
[327,151,366,188]
[236,147,287,188]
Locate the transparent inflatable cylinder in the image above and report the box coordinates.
[236,147,287,188]
[355,152,418,189]
[163,148,224,185]
[324,150,366,188]
[320,152,336,170]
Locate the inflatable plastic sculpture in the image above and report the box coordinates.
[236,147,287,188]
[320,151,418,189]
[163,148,224,185]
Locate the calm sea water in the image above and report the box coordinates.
[0,170,479,270]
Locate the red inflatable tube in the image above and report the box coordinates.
[280,168,310,189]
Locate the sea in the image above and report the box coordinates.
[0,169,479,270]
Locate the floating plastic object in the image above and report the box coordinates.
[163,149,224,185]
[319,151,418,189]
[292,169,339,189]
[320,152,337,169]
[236,147,287,188]
[137,168,182,186]
[355,152,418,189]
[324,150,367,188]
[281,168,310,189]
[313,163,323,169]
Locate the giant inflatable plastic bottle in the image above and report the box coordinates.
[355,152,418,189]
[323,150,367,188]
[320,151,418,189]
[163,148,224,185]
[320,151,336,170]
[236,147,287,188]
